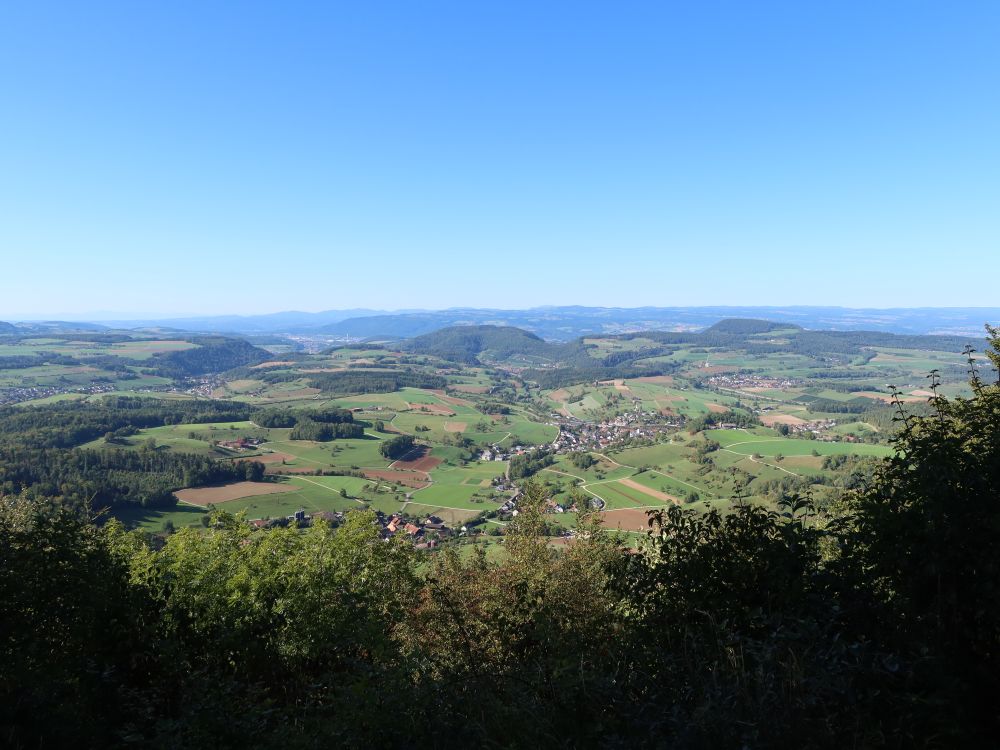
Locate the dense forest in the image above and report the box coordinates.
[632,328,979,365]
[379,434,415,459]
[524,361,675,390]
[3,356,1000,746]
[148,337,271,377]
[704,317,802,334]
[0,446,263,510]
[0,398,255,449]
[0,398,268,512]
[289,419,364,441]
[261,368,447,395]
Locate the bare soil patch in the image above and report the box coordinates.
[706,402,729,413]
[549,389,571,401]
[618,478,679,504]
[760,413,809,427]
[443,421,467,433]
[854,391,926,404]
[393,456,441,472]
[362,469,430,488]
[393,447,443,472]
[176,481,296,506]
[601,508,656,531]
[252,361,296,369]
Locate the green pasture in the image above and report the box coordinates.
[706,429,894,458]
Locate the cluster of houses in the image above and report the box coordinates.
[216,437,265,451]
[246,509,461,549]
[480,445,519,462]
[377,511,456,549]
[248,509,342,530]
[182,376,225,398]
[550,413,680,453]
[0,381,117,406]
[707,373,801,391]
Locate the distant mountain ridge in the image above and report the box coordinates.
[5,306,999,340]
[319,306,1000,341]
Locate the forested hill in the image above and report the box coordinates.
[0,321,17,334]
[624,323,981,356]
[705,318,803,334]
[402,320,982,371]
[149,337,271,377]
[403,325,579,364]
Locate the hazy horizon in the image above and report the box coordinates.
[6,303,1000,327]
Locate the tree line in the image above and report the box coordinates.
[0,445,263,510]
[0,397,255,449]
[261,368,447,395]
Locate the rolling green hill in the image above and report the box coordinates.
[403,325,577,364]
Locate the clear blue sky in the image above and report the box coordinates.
[2,1,998,317]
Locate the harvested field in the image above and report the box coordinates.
[656,394,684,402]
[601,508,655,531]
[443,421,467,433]
[251,361,296,369]
[175,481,295,506]
[910,389,936,397]
[362,469,429,488]
[406,402,454,416]
[853,391,926,404]
[760,413,809,427]
[394,452,443,472]
[450,384,489,394]
[634,375,675,385]
[706,402,729,413]
[262,387,321,400]
[782,455,825,470]
[602,379,633,394]
[618,478,679,504]
[549,389,571,401]
[430,389,474,406]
